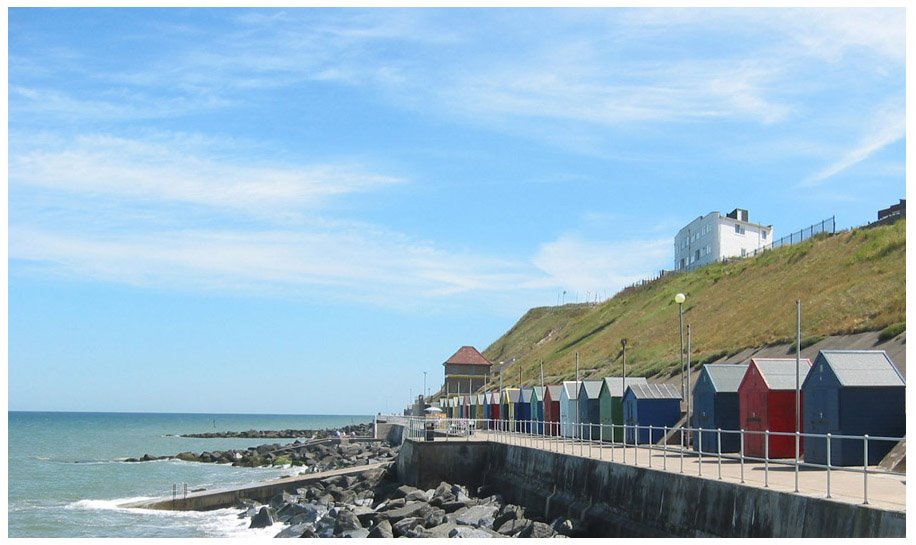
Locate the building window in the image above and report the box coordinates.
[762,230,767,239]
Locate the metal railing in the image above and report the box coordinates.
[397,416,904,508]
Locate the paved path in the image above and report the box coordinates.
[427,431,906,513]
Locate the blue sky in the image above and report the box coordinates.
[7,7,906,415]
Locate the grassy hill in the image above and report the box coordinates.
[482,219,905,386]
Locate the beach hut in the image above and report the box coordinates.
[518,387,535,432]
[476,393,487,427]
[559,381,581,438]
[543,385,562,436]
[692,364,748,453]
[488,391,501,428]
[623,383,682,444]
[501,389,520,431]
[482,392,491,423]
[802,350,905,466]
[577,381,603,441]
[598,376,648,442]
[531,386,546,435]
[738,358,812,459]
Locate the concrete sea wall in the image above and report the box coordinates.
[396,439,905,538]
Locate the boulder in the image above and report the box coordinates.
[404,489,431,503]
[269,491,295,509]
[383,501,426,524]
[421,506,447,528]
[496,518,531,536]
[492,504,525,531]
[449,526,500,538]
[456,504,499,527]
[392,484,419,499]
[342,528,370,539]
[249,506,274,529]
[518,521,557,538]
[273,523,313,538]
[334,510,363,534]
[392,516,424,537]
[441,500,471,513]
[367,520,393,538]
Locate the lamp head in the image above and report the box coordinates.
[674,293,686,304]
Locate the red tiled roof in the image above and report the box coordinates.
[443,346,492,366]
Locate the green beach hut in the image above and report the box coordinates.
[599,376,648,442]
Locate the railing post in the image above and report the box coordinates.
[863,435,869,505]
[679,426,684,473]
[764,430,770,488]
[698,427,703,477]
[717,428,722,480]
[589,423,593,459]
[599,423,603,461]
[826,433,832,498]
[663,426,668,470]
[739,429,745,484]
[794,431,800,493]
[648,425,653,468]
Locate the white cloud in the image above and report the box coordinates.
[9,226,536,306]
[10,134,404,215]
[531,235,671,295]
[803,103,905,186]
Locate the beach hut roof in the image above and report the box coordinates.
[545,384,563,400]
[532,386,546,400]
[601,376,648,397]
[507,388,521,403]
[443,346,492,366]
[562,381,581,399]
[749,358,812,390]
[477,393,487,404]
[520,387,536,403]
[580,380,603,399]
[702,364,749,393]
[626,383,682,400]
[813,350,904,387]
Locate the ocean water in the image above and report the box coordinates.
[8,411,374,538]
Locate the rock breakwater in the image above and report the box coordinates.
[174,423,373,439]
[235,466,577,538]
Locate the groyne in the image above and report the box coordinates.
[396,437,905,538]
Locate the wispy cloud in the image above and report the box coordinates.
[803,102,905,186]
[531,235,671,295]
[10,133,405,215]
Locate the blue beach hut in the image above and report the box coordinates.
[692,364,748,453]
[623,383,682,444]
[559,381,581,438]
[518,387,534,432]
[531,386,546,434]
[577,381,603,441]
[802,350,906,466]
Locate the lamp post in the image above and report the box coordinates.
[674,293,686,399]
[621,338,628,395]
[423,372,427,402]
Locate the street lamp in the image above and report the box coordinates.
[620,338,628,395]
[674,293,686,399]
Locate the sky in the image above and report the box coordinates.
[6,7,907,415]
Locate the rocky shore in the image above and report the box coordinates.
[175,423,373,440]
[125,436,396,470]
[237,466,578,538]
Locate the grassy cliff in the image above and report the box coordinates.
[483,219,905,385]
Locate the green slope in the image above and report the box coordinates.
[483,219,905,386]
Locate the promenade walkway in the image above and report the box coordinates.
[422,430,905,513]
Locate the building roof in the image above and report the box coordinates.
[520,387,536,403]
[562,381,581,400]
[477,394,487,404]
[579,380,603,400]
[625,383,682,400]
[702,364,750,393]
[504,388,521,403]
[545,384,563,401]
[813,350,905,388]
[443,346,493,366]
[601,376,649,397]
[532,386,546,401]
[749,358,812,390]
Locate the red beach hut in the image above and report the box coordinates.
[543,385,563,436]
[738,358,812,459]
[488,391,501,428]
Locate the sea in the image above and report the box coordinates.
[7,411,374,538]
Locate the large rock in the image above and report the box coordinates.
[334,510,363,534]
[383,501,427,524]
[343,528,370,539]
[392,516,424,537]
[518,521,557,538]
[456,504,499,528]
[421,506,447,528]
[441,500,471,513]
[404,489,432,503]
[392,484,420,499]
[449,526,501,538]
[249,506,274,529]
[368,520,394,538]
[496,518,531,536]
[273,523,313,538]
[492,504,525,531]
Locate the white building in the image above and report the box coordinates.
[674,208,774,271]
